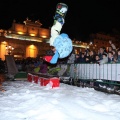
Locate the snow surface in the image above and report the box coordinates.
[0,80,120,120]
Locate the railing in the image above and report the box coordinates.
[52,63,120,80]
[27,63,120,94]
[49,63,120,91]
[68,63,120,81]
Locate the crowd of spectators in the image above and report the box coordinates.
[68,40,120,65]
[12,40,120,74]
[1,40,120,74]
[15,57,48,73]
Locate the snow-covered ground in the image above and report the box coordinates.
[0,80,120,120]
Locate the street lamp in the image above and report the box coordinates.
[5,45,14,55]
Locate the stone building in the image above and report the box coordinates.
[0,18,51,60]
[0,18,91,60]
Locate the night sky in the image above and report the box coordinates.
[0,0,120,41]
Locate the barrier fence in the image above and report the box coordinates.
[67,63,120,81]
[28,63,120,94]
[53,63,120,94]
[52,63,120,87]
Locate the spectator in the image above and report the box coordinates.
[79,53,85,63]
[74,54,80,63]
[108,46,113,52]
[67,48,75,64]
[99,53,108,65]
[34,60,40,67]
[108,52,115,63]
[78,48,83,58]
[109,40,116,50]
[112,49,118,62]
[94,54,100,64]
[40,61,48,73]
[89,50,96,63]
[84,48,90,57]
[85,56,90,63]
[117,49,120,63]
[98,47,107,60]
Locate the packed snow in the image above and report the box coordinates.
[0,80,120,120]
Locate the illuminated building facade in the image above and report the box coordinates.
[0,18,51,60]
[0,18,91,60]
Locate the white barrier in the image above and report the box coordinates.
[69,64,120,81]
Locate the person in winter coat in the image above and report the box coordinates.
[108,52,115,63]
[79,53,86,63]
[109,40,116,50]
[94,54,100,64]
[99,53,108,65]
[117,49,120,63]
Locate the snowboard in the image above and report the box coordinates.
[53,3,68,25]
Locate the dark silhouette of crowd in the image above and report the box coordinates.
[12,40,120,74]
[1,40,120,74]
[68,40,120,65]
